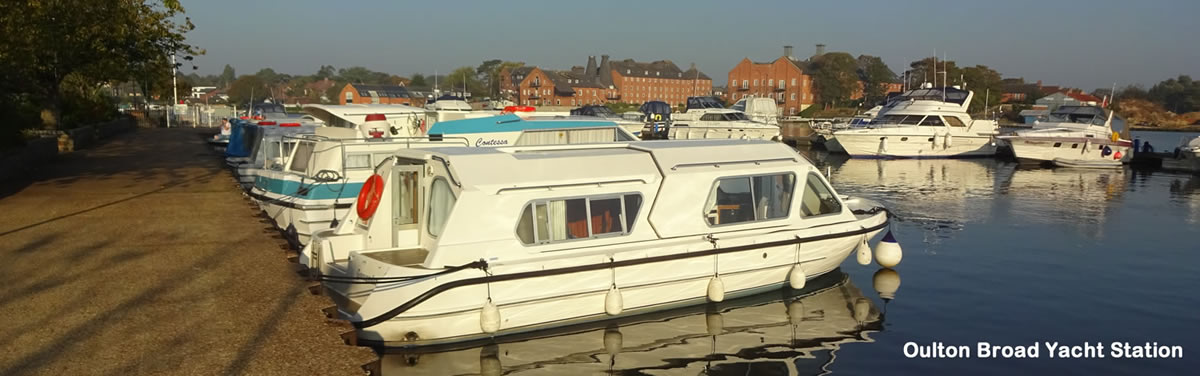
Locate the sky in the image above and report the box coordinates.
[181,0,1199,90]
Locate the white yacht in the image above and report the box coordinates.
[301,140,899,346]
[669,97,781,141]
[730,97,780,125]
[831,84,998,158]
[1163,136,1200,173]
[233,124,316,190]
[423,96,499,126]
[998,106,1131,166]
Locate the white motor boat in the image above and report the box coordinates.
[252,114,639,245]
[731,97,780,125]
[568,105,646,137]
[303,104,430,137]
[1162,136,1200,173]
[423,96,499,126]
[668,101,781,141]
[233,124,317,190]
[831,84,998,158]
[302,140,899,346]
[998,106,1132,165]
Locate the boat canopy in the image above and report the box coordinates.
[886,87,969,106]
[570,105,619,118]
[302,104,425,128]
[1048,106,1107,125]
[639,101,671,121]
[686,96,725,110]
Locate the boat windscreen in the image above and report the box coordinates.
[686,97,725,110]
[723,112,750,121]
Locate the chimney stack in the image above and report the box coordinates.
[585,56,597,77]
[598,55,613,87]
[783,45,793,60]
[815,44,826,57]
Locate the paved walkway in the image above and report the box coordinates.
[0,128,376,375]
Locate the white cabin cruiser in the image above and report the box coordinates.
[1163,136,1200,173]
[424,96,499,126]
[303,104,429,137]
[669,97,780,141]
[233,124,317,190]
[302,140,899,346]
[998,106,1132,165]
[731,97,780,125]
[831,85,998,158]
[252,114,638,246]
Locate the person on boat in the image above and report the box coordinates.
[1142,141,1154,154]
[220,118,231,135]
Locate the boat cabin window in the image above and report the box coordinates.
[944,116,967,127]
[918,116,944,126]
[700,113,725,121]
[346,153,372,169]
[799,173,842,217]
[878,115,924,125]
[427,178,456,237]
[290,142,315,173]
[704,173,795,226]
[516,193,643,245]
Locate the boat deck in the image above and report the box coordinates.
[0,128,376,375]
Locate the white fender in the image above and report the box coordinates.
[604,285,623,315]
[855,235,873,266]
[876,230,903,268]
[878,137,888,154]
[480,299,501,334]
[933,133,943,149]
[480,350,502,376]
[707,276,725,302]
[787,264,807,289]
[944,133,953,148]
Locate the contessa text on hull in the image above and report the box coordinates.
[301,139,902,346]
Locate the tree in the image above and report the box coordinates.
[220,65,236,87]
[443,66,484,98]
[858,55,895,105]
[0,0,198,129]
[316,65,337,80]
[338,66,389,84]
[1148,75,1200,113]
[958,65,1004,113]
[808,52,859,107]
[410,74,428,88]
[228,75,268,104]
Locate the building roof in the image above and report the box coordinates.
[608,58,710,80]
[1019,109,1050,117]
[347,84,410,98]
[1064,91,1102,103]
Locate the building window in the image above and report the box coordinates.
[704,174,795,225]
[753,79,758,87]
[791,78,796,86]
[742,80,748,89]
[344,91,353,103]
[768,79,774,87]
[790,93,796,100]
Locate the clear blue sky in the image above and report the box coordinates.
[182,0,1198,90]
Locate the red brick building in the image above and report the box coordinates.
[727,46,902,115]
[338,84,416,105]
[501,55,713,108]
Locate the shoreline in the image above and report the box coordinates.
[1130,126,1200,133]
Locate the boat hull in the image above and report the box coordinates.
[1003,136,1132,164]
[835,133,997,158]
[668,125,780,141]
[319,210,888,347]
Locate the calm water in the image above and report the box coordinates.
[371,131,1200,375]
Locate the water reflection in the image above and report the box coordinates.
[1167,173,1200,224]
[368,270,894,376]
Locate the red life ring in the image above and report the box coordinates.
[356,174,384,220]
[419,119,426,132]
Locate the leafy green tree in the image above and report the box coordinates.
[410,74,428,88]
[220,64,236,87]
[0,0,198,129]
[228,75,268,104]
[808,52,859,107]
[338,66,389,84]
[858,55,895,105]
[316,65,337,80]
[958,65,1004,113]
[1148,75,1200,113]
[443,66,484,98]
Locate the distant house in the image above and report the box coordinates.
[338,83,414,106]
[190,86,217,99]
[501,55,708,108]
[1036,91,1100,111]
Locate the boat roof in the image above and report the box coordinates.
[1051,105,1106,117]
[390,140,806,192]
[427,114,619,135]
[886,86,970,106]
[302,104,426,125]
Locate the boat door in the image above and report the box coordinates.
[391,164,423,248]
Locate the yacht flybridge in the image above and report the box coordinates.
[668,97,781,141]
[301,139,901,346]
[831,84,999,158]
[997,106,1132,166]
